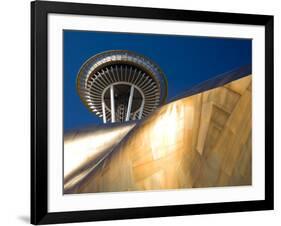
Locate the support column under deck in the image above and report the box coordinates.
[110,85,115,123]
[125,85,135,121]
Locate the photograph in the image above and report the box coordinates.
[63,30,252,194]
[30,1,273,224]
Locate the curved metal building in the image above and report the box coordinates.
[65,73,252,194]
[77,50,168,123]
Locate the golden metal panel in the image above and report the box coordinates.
[64,75,252,194]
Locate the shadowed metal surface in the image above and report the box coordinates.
[64,74,252,194]
[170,64,251,102]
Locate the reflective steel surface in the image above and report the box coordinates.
[64,75,252,194]
[64,121,136,192]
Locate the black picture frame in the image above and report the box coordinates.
[31,0,274,224]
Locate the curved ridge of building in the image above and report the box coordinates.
[63,121,137,192]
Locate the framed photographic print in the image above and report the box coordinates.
[31,0,274,224]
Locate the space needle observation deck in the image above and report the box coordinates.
[77,50,168,123]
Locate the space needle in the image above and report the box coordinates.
[77,50,168,123]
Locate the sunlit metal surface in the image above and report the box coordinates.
[65,75,252,194]
[64,121,136,192]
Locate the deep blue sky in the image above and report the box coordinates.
[64,30,251,131]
